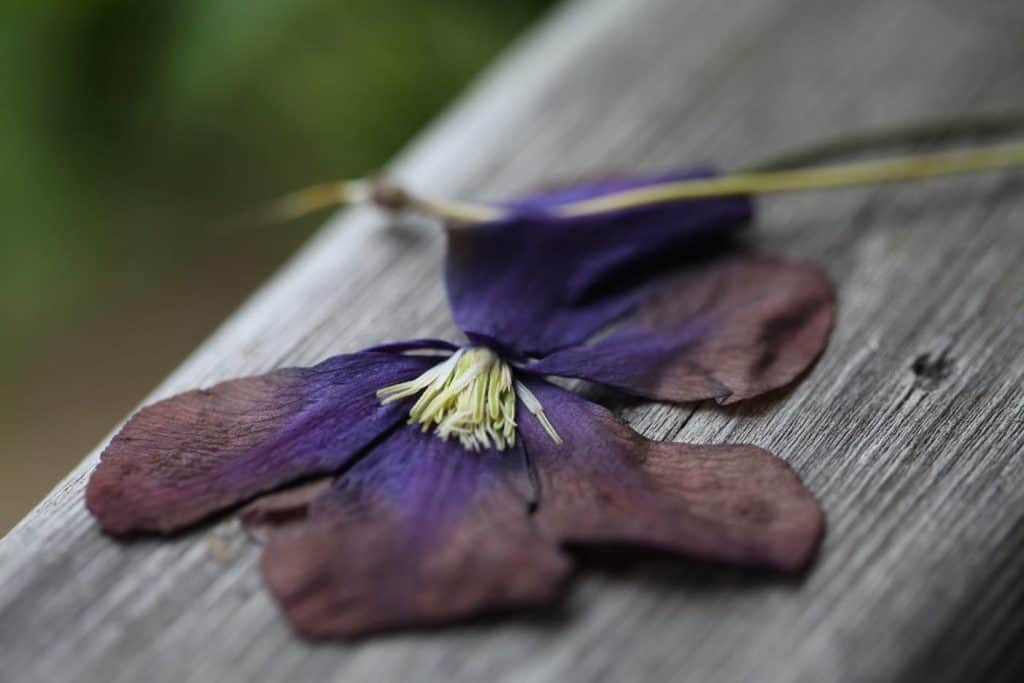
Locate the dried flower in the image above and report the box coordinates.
[87,168,834,639]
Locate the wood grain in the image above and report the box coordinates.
[3,0,1024,681]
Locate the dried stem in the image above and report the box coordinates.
[555,141,1024,217]
[240,112,1024,228]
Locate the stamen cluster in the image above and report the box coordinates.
[377,347,561,451]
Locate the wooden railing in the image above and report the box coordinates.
[2,0,1023,680]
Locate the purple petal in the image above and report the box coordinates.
[86,352,435,534]
[446,167,752,356]
[518,377,825,573]
[526,257,835,404]
[260,427,571,639]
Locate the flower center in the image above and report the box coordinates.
[376,347,562,452]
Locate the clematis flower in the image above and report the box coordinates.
[86,167,835,639]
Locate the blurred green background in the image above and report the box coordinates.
[0,0,554,534]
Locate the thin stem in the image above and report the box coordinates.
[229,177,499,229]
[405,195,504,223]
[223,180,369,231]
[554,141,1024,218]
[743,110,1024,172]
[239,113,1024,229]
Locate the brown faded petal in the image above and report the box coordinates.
[528,257,835,405]
[519,377,825,573]
[86,352,434,534]
[260,427,571,639]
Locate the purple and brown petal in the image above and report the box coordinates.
[445,167,753,356]
[517,377,825,573]
[86,352,434,534]
[259,428,571,639]
[527,256,835,404]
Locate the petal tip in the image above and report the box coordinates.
[770,496,826,575]
[85,465,182,536]
[85,460,150,535]
[738,444,826,574]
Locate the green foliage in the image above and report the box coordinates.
[0,0,552,357]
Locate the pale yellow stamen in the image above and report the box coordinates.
[515,380,563,446]
[376,348,561,452]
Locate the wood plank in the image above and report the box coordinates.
[3,0,1024,680]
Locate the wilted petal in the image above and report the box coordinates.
[527,257,835,404]
[261,427,571,639]
[86,352,435,534]
[518,377,824,573]
[240,477,333,542]
[446,168,752,356]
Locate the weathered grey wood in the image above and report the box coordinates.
[3,0,1024,680]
